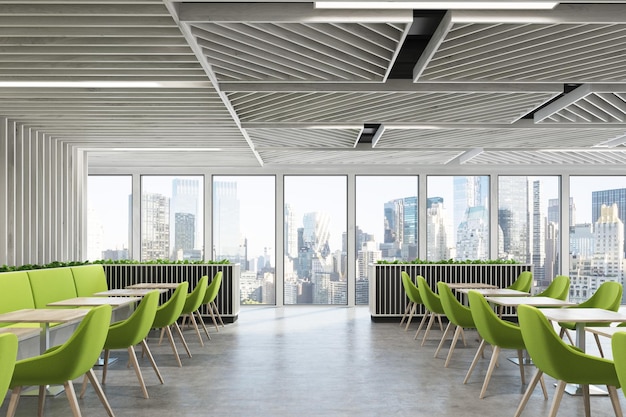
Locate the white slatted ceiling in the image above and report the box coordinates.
[258,149,459,165]
[188,21,408,82]
[88,150,261,168]
[419,22,626,82]
[378,128,626,149]
[228,91,557,123]
[247,128,359,148]
[468,150,626,165]
[539,93,626,123]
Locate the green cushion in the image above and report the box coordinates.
[0,272,36,327]
[71,265,108,297]
[27,268,78,309]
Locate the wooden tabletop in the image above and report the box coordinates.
[456,288,530,297]
[0,327,40,341]
[447,283,498,290]
[126,282,180,289]
[0,308,90,324]
[94,288,168,297]
[484,296,575,308]
[585,326,626,339]
[539,308,626,324]
[47,296,141,307]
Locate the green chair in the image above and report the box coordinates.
[465,290,547,400]
[198,271,224,332]
[507,271,533,292]
[515,304,622,417]
[436,282,477,367]
[535,275,570,300]
[89,290,163,399]
[415,276,445,346]
[152,281,191,367]
[559,281,623,357]
[6,305,114,417]
[611,331,626,398]
[180,275,209,345]
[400,271,425,332]
[0,333,18,408]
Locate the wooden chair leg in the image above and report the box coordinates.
[6,386,22,417]
[207,303,220,332]
[173,322,192,358]
[414,311,429,340]
[548,380,567,417]
[513,369,544,417]
[212,301,225,327]
[405,303,417,331]
[128,346,149,399]
[434,322,453,358]
[582,384,591,417]
[101,349,110,384]
[594,333,605,357]
[141,339,164,384]
[607,385,624,417]
[38,385,46,417]
[421,313,437,346]
[516,349,526,384]
[464,339,487,384]
[64,380,82,417]
[400,301,410,325]
[86,369,115,417]
[79,374,89,398]
[164,325,183,367]
[479,345,500,399]
[444,326,463,367]
[187,311,204,346]
[195,310,211,341]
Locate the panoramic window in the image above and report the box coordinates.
[426,176,490,261]
[213,176,275,305]
[355,176,418,304]
[141,176,204,262]
[284,176,347,305]
[498,176,560,293]
[87,175,131,261]
[569,176,626,303]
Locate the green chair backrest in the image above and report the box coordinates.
[0,272,35,317]
[507,271,532,292]
[536,275,570,300]
[10,304,113,387]
[611,331,626,396]
[416,276,445,315]
[181,275,208,315]
[27,268,78,308]
[71,265,109,297]
[0,333,18,407]
[153,282,189,329]
[202,272,223,305]
[578,281,622,310]
[104,291,160,350]
[401,271,421,305]
[437,282,474,328]
[517,304,619,386]
[467,290,524,349]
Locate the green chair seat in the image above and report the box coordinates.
[515,304,622,417]
[507,271,533,293]
[151,281,191,367]
[534,275,570,301]
[400,271,424,332]
[180,275,209,345]
[416,276,445,346]
[200,272,224,332]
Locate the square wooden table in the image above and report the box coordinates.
[456,288,531,297]
[126,283,180,289]
[446,283,498,290]
[94,288,168,297]
[0,327,40,342]
[47,296,141,307]
[484,296,575,308]
[0,308,90,353]
[585,326,626,339]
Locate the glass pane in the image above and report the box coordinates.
[355,176,418,305]
[141,176,204,261]
[569,176,626,303]
[498,176,560,292]
[87,176,131,261]
[284,176,347,305]
[427,176,489,261]
[213,176,275,305]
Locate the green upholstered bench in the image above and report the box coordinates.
[0,271,38,328]
[71,264,109,296]
[27,268,78,309]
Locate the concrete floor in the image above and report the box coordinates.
[1,305,625,417]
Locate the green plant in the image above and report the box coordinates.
[0,258,230,273]
[376,258,519,265]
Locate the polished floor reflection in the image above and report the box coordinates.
[1,305,625,417]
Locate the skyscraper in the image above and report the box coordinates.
[426,199,452,261]
[454,176,489,260]
[497,177,529,261]
[213,181,241,260]
[170,179,200,259]
[141,192,170,260]
[592,188,626,257]
[284,203,298,259]
[382,196,417,260]
[531,180,546,285]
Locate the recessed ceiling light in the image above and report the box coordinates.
[315,2,558,9]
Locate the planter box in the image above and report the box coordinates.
[369,263,532,320]
[103,264,240,322]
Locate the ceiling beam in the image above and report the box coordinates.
[178,3,413,24]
